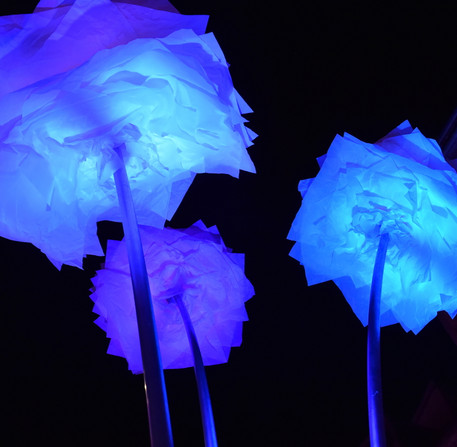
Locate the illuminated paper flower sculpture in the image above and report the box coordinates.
[0,1,256,445]
[288,121,457,334]
[0,0,256,269]
[90,221,254,372]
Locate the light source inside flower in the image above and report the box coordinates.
[289,122,457,334]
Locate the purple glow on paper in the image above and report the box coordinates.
[0,0,256,269]
[0,0,208,96]
[90,221,255,371]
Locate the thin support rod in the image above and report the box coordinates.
[171,295,218,447]
[113,145,174,447]
[367,232,390,447]
[439,106,457,159]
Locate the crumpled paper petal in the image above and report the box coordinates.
[288,121,457,334]
[90,221,255,372]
[0,0,207,96]
[0,1,256,269]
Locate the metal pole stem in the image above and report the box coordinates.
[439,107,457,159]
[367,232,389,447]
[113,145,174,447]
[170,295,218,447]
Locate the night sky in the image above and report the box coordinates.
[2,1,457,446]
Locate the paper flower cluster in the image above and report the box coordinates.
[90,221,255,371]
[0,0,256,268]
[288,121,457,333]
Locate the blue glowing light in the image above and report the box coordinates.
[288,121,457,333]
[0,0,255,269]
[90,221,255,371]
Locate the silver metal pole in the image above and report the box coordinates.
[367,232,389,447]
[113,145,174,447]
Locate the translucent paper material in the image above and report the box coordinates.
[0,0,207,95]
[288,121,457,334]
[90,221,255,371]
[0,0,256,269]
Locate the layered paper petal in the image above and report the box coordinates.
[0,1,256,269]
[288,121,457,333]
[0,0,207,95]
[90,221,255,371]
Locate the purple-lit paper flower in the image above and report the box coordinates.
[0,0,256,268]
[288,121,457,334]
[90,221,254,372]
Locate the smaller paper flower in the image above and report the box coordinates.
[90,221,254,372]
[288,121,457,334]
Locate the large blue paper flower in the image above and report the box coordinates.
[288,121,457,333]
[0,0,256,268]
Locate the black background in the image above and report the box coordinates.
[2,1,457,446]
